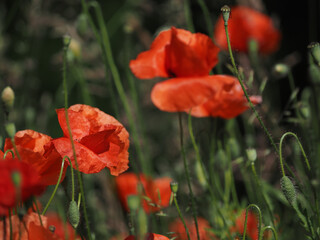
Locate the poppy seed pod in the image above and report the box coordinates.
[170,181,178,194]
[1,86,15,110]
[221,5,231,23]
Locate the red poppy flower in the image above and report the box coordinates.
[48,104,129,175]
[46,212,81,240]
[169,217,216,240]
[0,212,48,240]
[4,130,67,186]
[115,172,172,213]
[125,233,170,240]
[130,27,260,118]
[0,159,45,213]
[130,27,220,79]
[230,210,259,240]
[214,6,281,54]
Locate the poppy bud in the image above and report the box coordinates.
[76,13,89,37]
[127,195,140,211]
[246,148,257,162]
[273,63,289,78]
[308,42,320,66]
[68,200,80,229]
[5,123,16,139]
[221,5,231,24]
[63,35,71,49]
[280,176,297,208]
[170,181,178,194]
[1,86,15,110]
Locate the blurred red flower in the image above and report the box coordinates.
[4,130,67,186]
[0,159,45,215]
[115,172,172,213]
[214,6,281,54]
[0,212,80,240]
[130,27,260,118]
[169,217,215,240]
[125,233,170,240]
[230,210,259,240]
[48,104,129,175]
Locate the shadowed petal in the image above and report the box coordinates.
[151,75,234,112]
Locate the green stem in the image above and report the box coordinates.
[62,37,92,240]
[223,22,279,155]
[178,113,200,240]
[11,138,21,160]
[42,156,68,215]
[32,197,43,226]
[261,226,278,240]
[184,0,195,32]
[279,132,311,177]
[251,162,275,226]
[85,1,146,174]
[196,0,213,38]
[242,204,262,240]
[173,195,191,240]
[3,149,14,159]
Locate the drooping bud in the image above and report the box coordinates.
[68,200,80,229]
[280,176,297,208]
[76,14,89,37]
[221,5,231,24]
[1,86,15,110]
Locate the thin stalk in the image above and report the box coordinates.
[173,195,191,240]
[85,1,146,173]
[261,226,278,240]
[11,138,21,160]
[62,37,92,240]
[42,156,68,215]
[8,210,12,240]
[178,113,200,240]
[242,204,262,240]
[196,0,213,38]
[32,197,43,226]
[279,132,311,177]
[223,19,279,155]
[184,0,195,32]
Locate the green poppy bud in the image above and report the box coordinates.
[68,200,80,229]
[76,14,89,37]
[170,181,178,194]
[280,176,297,208]
[127,195,140,211]
[5,123,16,139]
[273,63,289,78]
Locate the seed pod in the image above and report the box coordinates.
[68,200,80,229]
[280,176,297,208]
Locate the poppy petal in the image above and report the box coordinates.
[50,137,107,174]
[151,75,234,112]
[149,177,172,208]
[4,130,67,186]
[168,27,220,77]
[190,80,262,119]
[129,29,172,79]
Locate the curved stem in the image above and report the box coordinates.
[261,226,278,240]
[242,204,262,240]
[173,194,191,240]
[42,156,68,215]
[3,149,14,159]
[279,132,311,177]
[178,113,200,240]
[223,22,279,155]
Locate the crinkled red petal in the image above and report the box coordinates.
[168,27,220,77]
